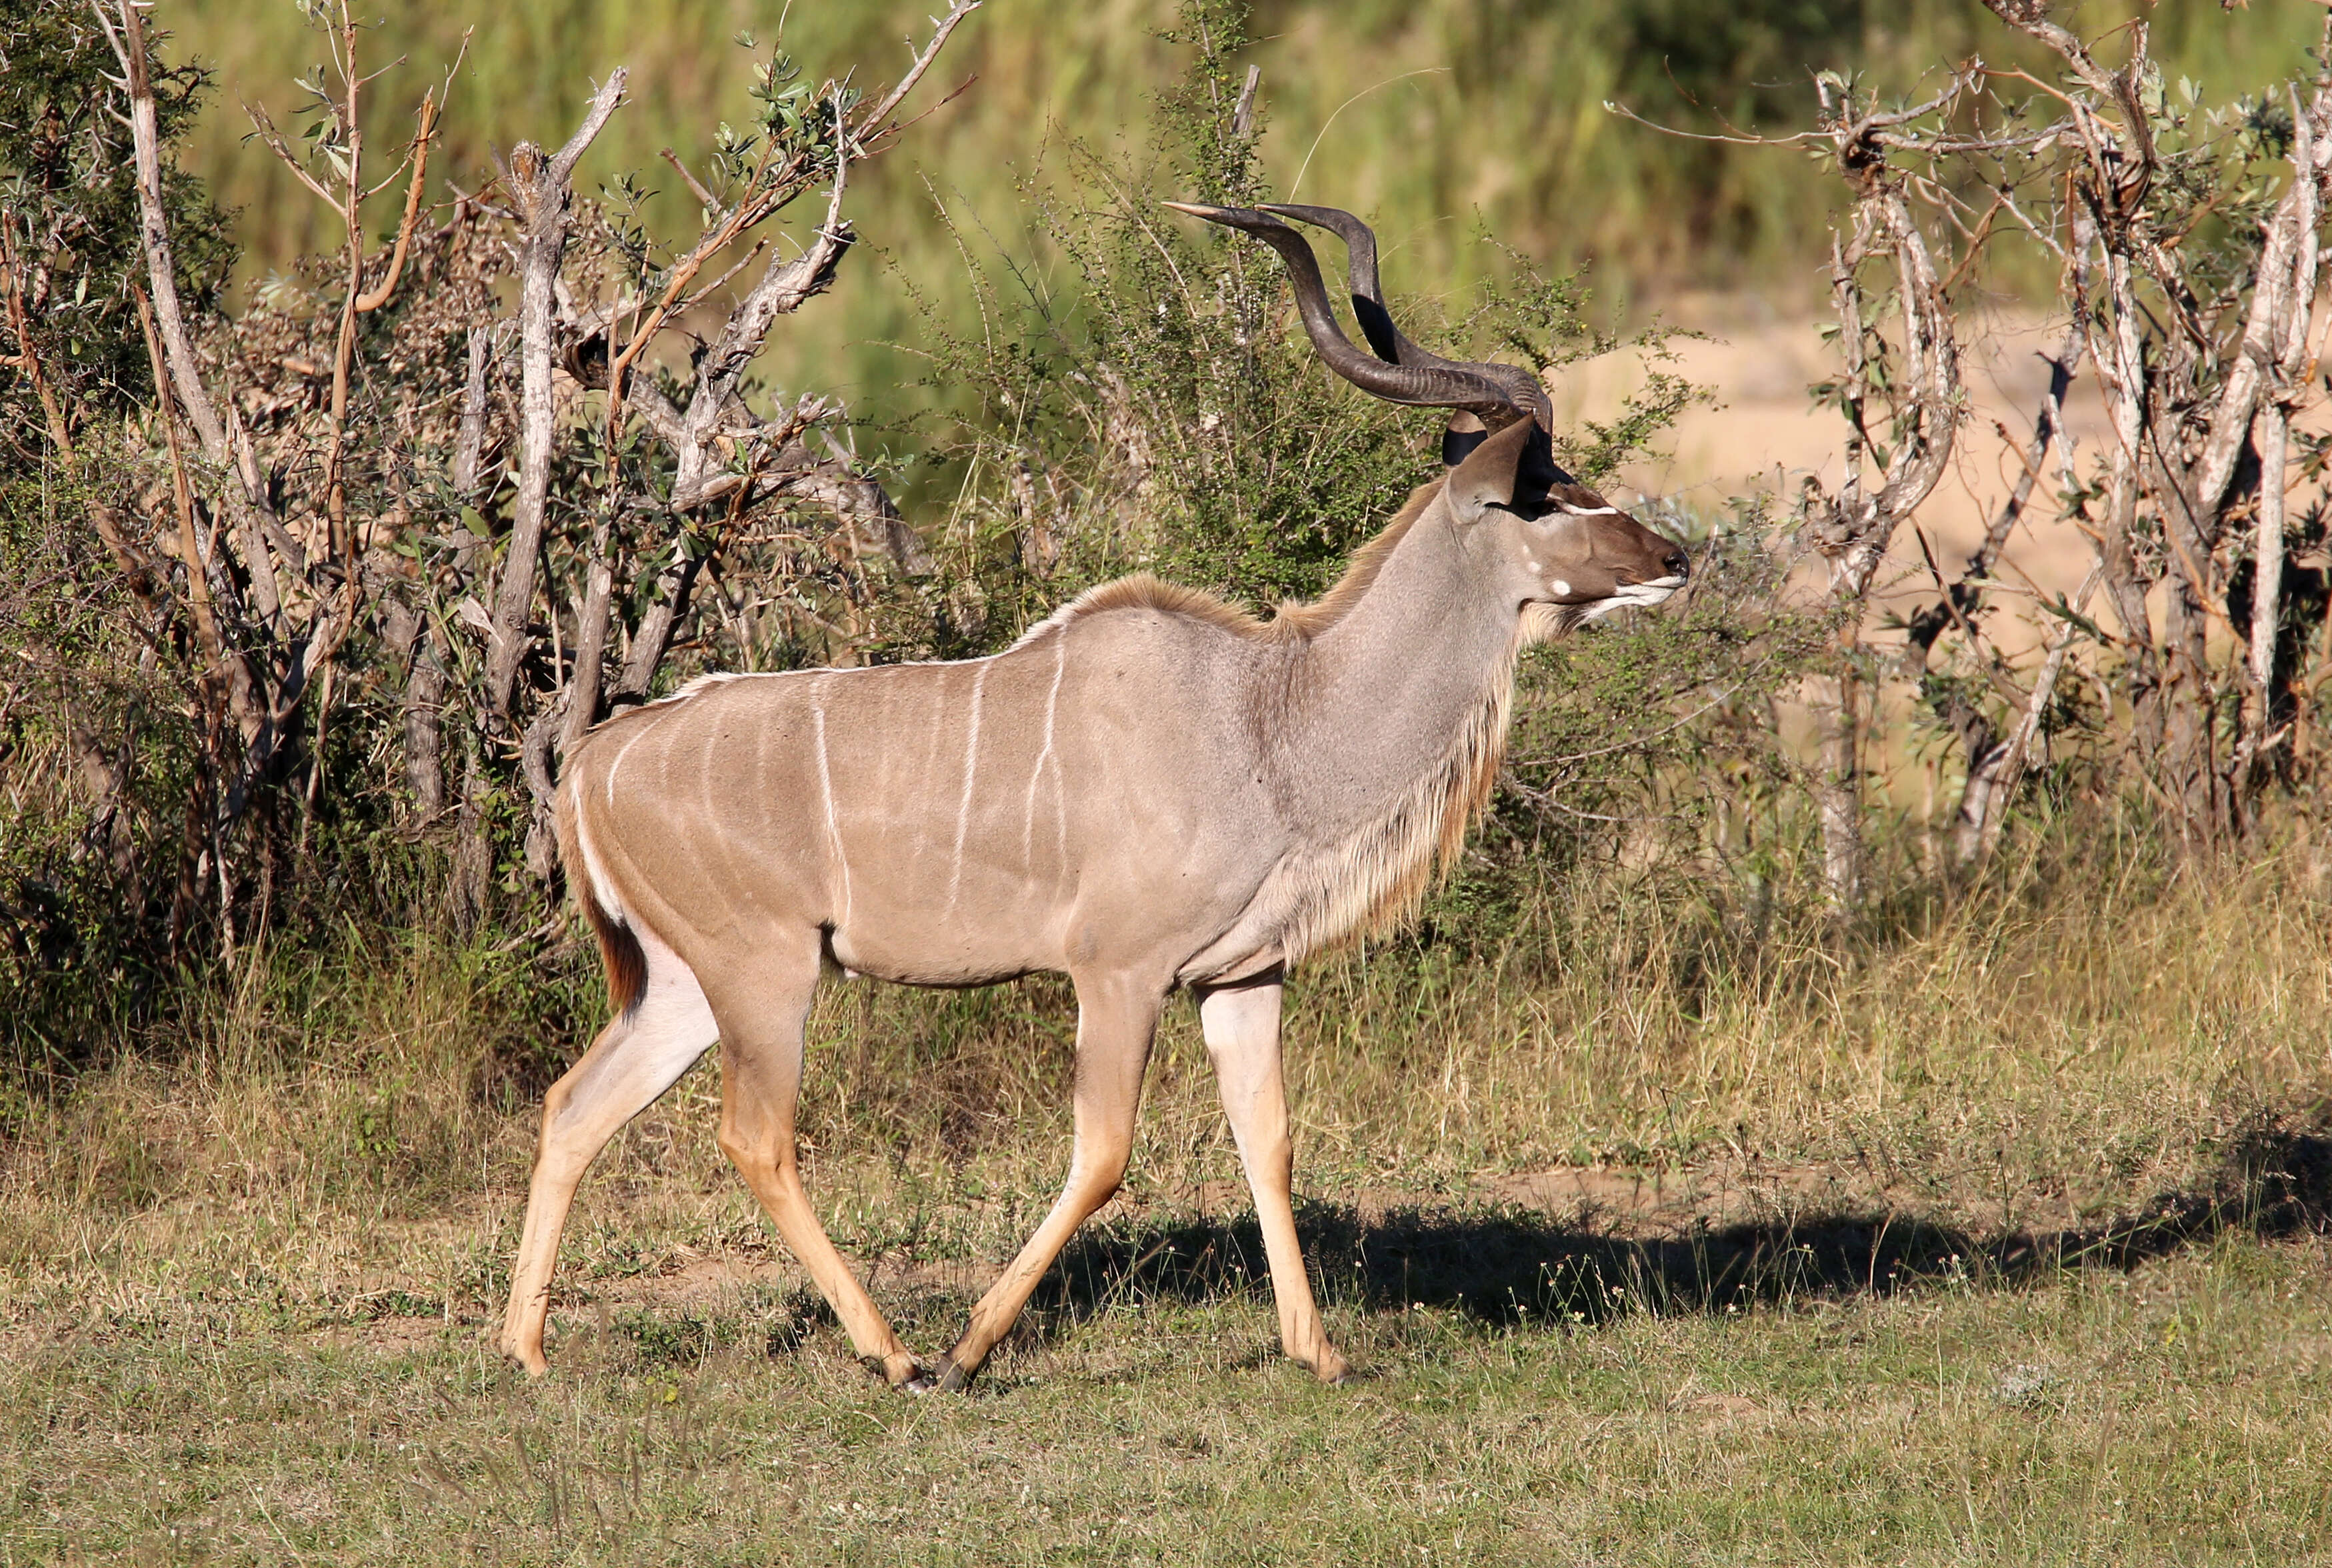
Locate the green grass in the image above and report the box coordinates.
[155,0,2330,434]
[4,827,2332,1559]
[7,1219,2331,1561]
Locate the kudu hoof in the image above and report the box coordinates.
[497,1337,551,1378]
[1304,1353,1357,1387]
[896,1358,972,1395]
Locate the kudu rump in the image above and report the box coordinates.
[500,204,1690,1389]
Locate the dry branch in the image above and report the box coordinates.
[483,68,630,722]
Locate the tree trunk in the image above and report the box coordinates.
[451,740,494,935]
[481,76,627,723]
[403,630,449,823]
[609,554,703,708]
[2237,404,2291,808]
[2159,563,2225,848]
[1818,669,1864,912]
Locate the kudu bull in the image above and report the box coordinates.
[500,203,1690,1389]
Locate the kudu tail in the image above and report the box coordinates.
[556,777,647,1018]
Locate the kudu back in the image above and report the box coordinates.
[501,204,1689,1391]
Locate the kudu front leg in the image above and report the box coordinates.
[930,974,1163,1391]
[1197,973,1350,1383]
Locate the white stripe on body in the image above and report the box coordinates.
[1023,625,1067,875]
[606,669,779,809]
[915,667,948,870]
[605,715,659,809]
[813,675,853,927]
[572,795,627,928]
[945,659,989,912]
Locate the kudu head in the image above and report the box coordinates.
[1163,201,1690,626]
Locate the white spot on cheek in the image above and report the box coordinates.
[1551,579,1571,597]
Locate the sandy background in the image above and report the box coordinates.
[1559,301,2114,654]
[1547,303,2157,813]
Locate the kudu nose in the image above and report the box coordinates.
[1663,546,1691,580]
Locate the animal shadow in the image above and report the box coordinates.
[1034,1117,2332,1332]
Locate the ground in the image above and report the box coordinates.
[6,847,2331,1562]
[8,1125,2331,1563]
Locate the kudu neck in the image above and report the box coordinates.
[1283,501,1521,810]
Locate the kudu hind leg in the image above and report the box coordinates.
[1197,975,1350,1383]
[500,938,719,1373]
[707,943,920,1385]
[936,974,1163,1389]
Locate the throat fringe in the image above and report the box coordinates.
[1259,606,1561,964]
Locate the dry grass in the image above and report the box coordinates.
[5,827,2332,1560]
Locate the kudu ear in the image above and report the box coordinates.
[1443,417,1559,522]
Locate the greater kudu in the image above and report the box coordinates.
[499,204,1691,1390]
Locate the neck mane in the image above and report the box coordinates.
[1254,614,1543,965]
[1018,479,1447,649]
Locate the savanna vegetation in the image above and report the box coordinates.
[4,0,2332,1559]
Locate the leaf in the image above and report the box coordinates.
[2039,597,2109,644]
